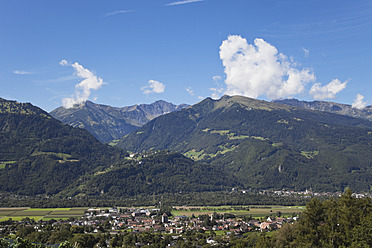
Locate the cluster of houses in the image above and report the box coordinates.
[72,207,298,235]
[255,189,371,198]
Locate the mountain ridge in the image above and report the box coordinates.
[273,98,372,121]
[0,98,127,195]
[116,95,372,192]
[1,98,234,198]
[2,96,371,196]
[50,100,190,143]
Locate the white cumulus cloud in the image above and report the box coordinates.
[60,60,105,108]
[309,79,347,100]
[219,35,316,100]
[141,80,165,94]
[352,94,367,110]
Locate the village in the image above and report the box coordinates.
[0,205,301,247]
[65,207,299,235]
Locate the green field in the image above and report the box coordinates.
[172,205,304,218]
[23,208,55,211]
[10,210,52,216]
[0,207,88,221]
[0,161,17,169]
[41,217,70,221]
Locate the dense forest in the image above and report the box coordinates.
[62,151,238,197]
[0,190,311,208]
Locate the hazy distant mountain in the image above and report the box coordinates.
[117,95,372,192]
[273,99,372,121]
[50,100,190,143]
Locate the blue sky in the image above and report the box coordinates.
[1,0,371,111]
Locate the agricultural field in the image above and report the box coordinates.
[0,161,16,169]
[172,205,304,218]
[0,207,88,221]
[0,205,304,222]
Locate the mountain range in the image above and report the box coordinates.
[0,98,230,198]
[50,100,189,143]
[0,96,371,198]
[116,95,372,192]
[273,98,372,121]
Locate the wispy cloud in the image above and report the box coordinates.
[105,10,133,16]
[34,75,80,85]
[186,87,194,96]
[12,70,34,75]
[210,87,224,99]
[262,7,372,41]
[165,0,204,6]
[302,47,310,57]
[213,75,222,81]
[211,75,224,99]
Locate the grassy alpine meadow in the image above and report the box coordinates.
[172,205,304,218]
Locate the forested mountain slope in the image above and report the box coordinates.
[0,98,126,195]
[0,98,235,198]
[62,151,238,197]
[117,95,372,192]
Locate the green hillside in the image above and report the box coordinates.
[0,98,127,195]
[117,95,372,192]
[62,151,238,197]
[0,98,235,199]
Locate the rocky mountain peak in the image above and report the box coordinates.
[50,100,189,143]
